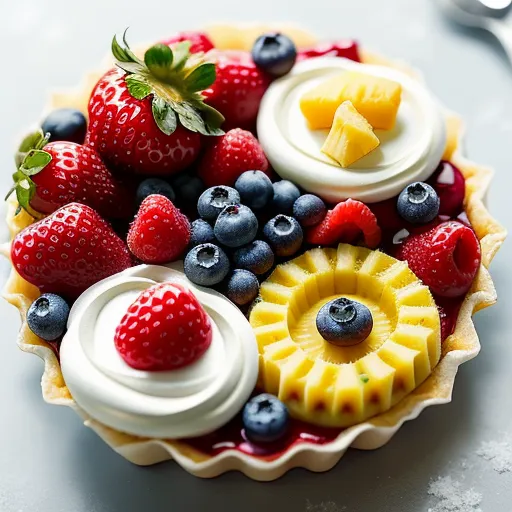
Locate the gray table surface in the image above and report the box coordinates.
[1,0,511,510]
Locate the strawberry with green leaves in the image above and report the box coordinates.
[86,32,225,175]
[7,130,132,219]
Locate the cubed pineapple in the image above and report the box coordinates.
[321,101,380,167]
[300,71,402,130]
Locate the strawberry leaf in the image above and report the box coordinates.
[171,41,191,72]
[171,101,209,135]
[144,44,173,80]
[184,63,216,92]
[20,150,52,176]
[15,130,49,166]
[152,97,177,135]
[15,177,35,211]
[126,75,152,100]
[112,35,132,63]
[196,102,225,135]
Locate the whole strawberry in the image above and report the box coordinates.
[161,31,214,54]
[198,128,270,187]
[127,194,190,264]
[114,282,213,371]
[395,220,481,298]
[203,51,271,130]
[11,203,132,298]
[86,33,226,176]
[9,130,132,219]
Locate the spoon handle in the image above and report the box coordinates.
[487,18,512,66]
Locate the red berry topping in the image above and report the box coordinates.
[11,203,132,298]
[160,31,214,54]
[306,199,382,248]
[369,197,404,233]
[22,141,131,219]
[203,51,271,130]
[198,128,270,187]
[87,68,202,176]
[437,297,462,341]
[395,221,481,298]
[297,40,361,62]
[127,194,190,264]
[427,161,465,217]
[114,282,213,371]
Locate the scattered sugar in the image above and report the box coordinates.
[306,501,346,512]
[476,438,512,474]
[427,476,482,512]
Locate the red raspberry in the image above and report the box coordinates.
[203,51,271,130]
[114,282,212,371]
[198,128,270,187]
[127,194,190,264]
[427,161,465,217]
[395,221,481,298]
[11,203,132,298]
[297,40,361,62]
[306,199,382,248]
[160,31,215,54]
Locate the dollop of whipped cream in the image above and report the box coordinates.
[60,264,259,439]
[257,57,447,203]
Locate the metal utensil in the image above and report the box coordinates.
[440,0,512,64]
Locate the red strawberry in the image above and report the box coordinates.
[203,51,271,130]
[114,282,213,371]
[395,221,481,298]
[11,203,132,298]
[161,31,214,54]
[86,34,226,176]
[427,161,465,217]
[297,41,361,62]
[306,199,382,248]
[127,194,190,264]
[198,128,269,187]
[11,131,132,219]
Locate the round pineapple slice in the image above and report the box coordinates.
[249,244,441,428]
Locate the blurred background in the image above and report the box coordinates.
[0,0,511,510]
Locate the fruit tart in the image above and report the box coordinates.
[1,23,506,481]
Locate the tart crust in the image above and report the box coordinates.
[0,24,506,481]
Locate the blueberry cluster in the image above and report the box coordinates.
[182,171,327,306]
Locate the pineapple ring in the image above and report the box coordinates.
[250,244,441,428]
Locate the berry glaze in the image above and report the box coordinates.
[183,160,468,459]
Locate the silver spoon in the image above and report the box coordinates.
[440,0,512,64]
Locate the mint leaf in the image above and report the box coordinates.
[126,75,152,100]
[19,150,52,176]
[144,44,173,80]
[360,374,370,384]
[171,41,191,71]
[152,97,177,135]
[15,177,35,211]
[184,63,216,92]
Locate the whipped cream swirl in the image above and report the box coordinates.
[60,264,259,439]
[257,57,447,203]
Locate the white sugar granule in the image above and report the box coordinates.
[306,501,346,512]
[477,438,512,474]
[427,476,482,512]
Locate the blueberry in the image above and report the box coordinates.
[251,33,297,78]
[234,170,274,209]
[263,215,303,257]
[214,204,258,248]
[189,219,216,248]
[272,180,301,214]
[293,194,327,227]
[316,298,373,346]
[242,393,290,444]
[41,108,87,144]
[197,186,240,221]
[233,240,274,275]
[397,182,440,224]
[27,294,70,341]
[172,173,205,206]
[136,178,175,206]
[226,269,260,305]
[184,243,230,286]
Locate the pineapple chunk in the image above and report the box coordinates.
[300,71,402,130]
[321,101,380,167]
